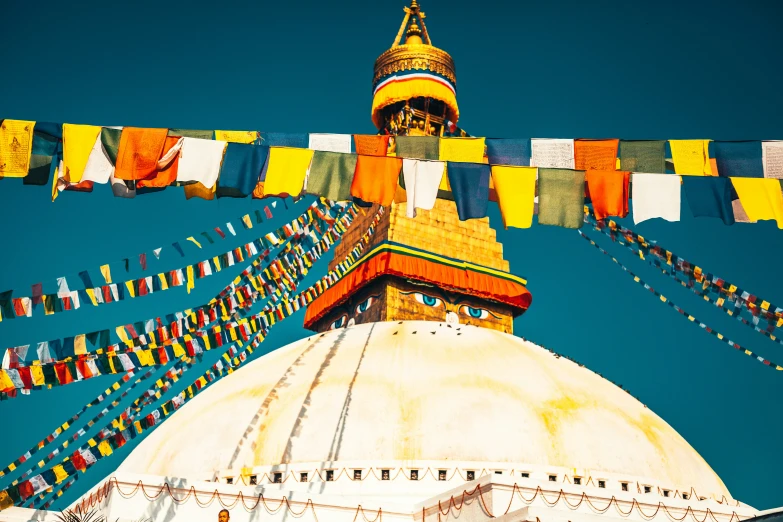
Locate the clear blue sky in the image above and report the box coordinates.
[1,0,782,511]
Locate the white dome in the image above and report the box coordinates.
[119,321,730,499]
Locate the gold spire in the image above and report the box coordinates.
[405,17,423,45]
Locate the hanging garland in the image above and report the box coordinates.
[578,229,783,372]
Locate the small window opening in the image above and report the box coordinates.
[644,486,651,494]
[573,477,582,485]
[410,470,419,481]
[598,480,606,489]
[273,472,282,484]
[663,490,670,498]
[381,469,390,481]
[300,472,308,482]
[326,470,334,482]
[353,470,362,480]
[682,493,689,500]
[226,477,234,485]
[521,472,530,478]
[438,470,447,481]
[699,497,707,501]
[466,470,475,481]
[621,482,628,491]
[494,470,502,475]
[249,475,257,485]
[549,475,557,482]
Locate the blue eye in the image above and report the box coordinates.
[412,292,443,308]
[355,297,375,314]
[329,316,347,330]
[459,305,489,319]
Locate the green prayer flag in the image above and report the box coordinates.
[42,364,57,385]
[619,140,665,173]
[169,129,214,139]
[0,290,14,320]
[24,155,53,185]
[100,128,122,165]
[538,168,586,229]
[395,136,439,160]
[305,151,358,201]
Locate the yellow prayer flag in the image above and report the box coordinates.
[85,288,98,306]
[0,119,35,177]
[187,236,202,249]
[98,440,113,457]
[74,334,87,355]
[439,137,486,163]
[242,214,253,229]
[263,147,314,197]
[215,130,258,144]
[31,365,45,386]
[186,265,195,294]
[490,166,537,229]
[0,370,14,391]
[0,490,14,510]
[53,464,69,483]
[124,280,135,298]
[158,273,169,290]
[173,343,185,358]
[730,177,783,228]
[100,264,112,284]
[62,124,102,183]
[669,140,712,176]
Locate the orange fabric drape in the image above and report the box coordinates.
[304,249,532,328]
[137,136,181,188]
[114,127,168,180]
[351,155,402,206]
[354,135,389,156]
[574,139,619,171]
[586,170,630,220]
[184,182,215,200]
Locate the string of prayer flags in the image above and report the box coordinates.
[263,147,313,197]
[619,140,665,173]
[490,166,537,229]
[308,133,352,153]
[762,141,783,179]
[574,139,619,171]
[402,159,444,218]
[215,130,258,144]
[216,143,268,198]
[114,127,169,181]
[578,228,783,373]
[585,170,630,220]
[730,178,783,228]
[537,168,585,229]
[682,176,735,225]
[447,162,491,220]
[670,139,712,175]
[353,134,389,157]
[631,173,681,224]
[438,137,485,163]
[306,151,357,202]
[0,120,35,177]
[531,138,574,169]
[486,138,531,167]
[713,141,764,179]
[395,135,439,160]
[351,155,402,207]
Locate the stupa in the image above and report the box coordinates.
[4,3,760,522]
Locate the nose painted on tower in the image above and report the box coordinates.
[446,311,459,325]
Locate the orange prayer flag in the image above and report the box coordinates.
[251,181,265,199]
[351,155,402,206]
[586,170,630,220]
[115,127,169,181]
[574,139,619,171]
[184,182,215,200]
[354,135,389,156]
[137,136,181,188]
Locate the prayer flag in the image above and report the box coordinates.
[351,155,402,206]
[100,128,122,165]
[762,141,783,179]
[395,136,439,160]
[574,139,619,171]
[631,174,681,224]
[402,159,444,218]
[447,163,491,220]
[306,151,358,201]
[114,127,169,181]
[531,139,574,168]
[216,143,269,198]
[259,132,308,148]
[538,168,586,229]
[586,170,630,220]
[354,135,389,156]
[682,176,735,225]
[490,166,537,228]
[215,130,258,144]
[670,140,712,175]
[176,138,227,188]
[136,136,183,188]
[62,124,103,183]
[486,138,531,167]
[731,178,783,228]
[713,141,764,178]
[439,137,485,163]
[263,147,313,197]
[81,134,115,184]
[0,119,35,177]
[308,133,352,153]
[619,140,665,173]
